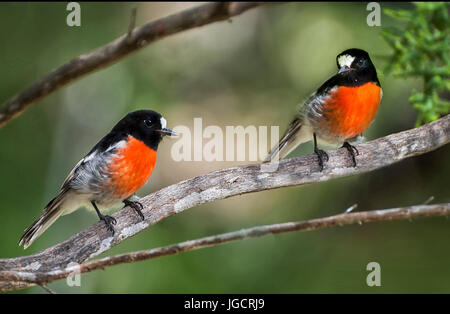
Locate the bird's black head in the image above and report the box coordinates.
[112,110,176,150]
[336,48,380,86]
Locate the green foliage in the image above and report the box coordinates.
[381,2,450,126]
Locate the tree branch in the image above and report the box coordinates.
[0,2,266,128]
[1,203,448,289]
[0,114,448,291]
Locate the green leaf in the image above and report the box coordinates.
[382,3,450,126]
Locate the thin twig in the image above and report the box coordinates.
[423,196,435,205]
[127,7,137,41]
[0,114,448,291]
[0,2,267,128]
[1,203,449,287]
[39,284,57,294]
[345,204,358,214]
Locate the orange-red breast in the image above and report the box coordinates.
[19,110,176,249]
[265,48,382,169]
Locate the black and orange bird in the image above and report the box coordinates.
[19,110,176,249]
[265,48,382,169]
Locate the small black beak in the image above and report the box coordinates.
[158,128,178,137]
[338,65,351,74]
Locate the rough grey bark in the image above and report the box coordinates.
[0,114,448,291]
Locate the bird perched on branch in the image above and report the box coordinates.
[265,48,382,169]
[19,110,177,249]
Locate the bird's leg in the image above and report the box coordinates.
[342,141,359,167]
[91,201,116,234]
[313,133,329,171]
[123,198,145,221]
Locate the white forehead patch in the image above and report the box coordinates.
[337,54,355,68]
[160,117,167,129]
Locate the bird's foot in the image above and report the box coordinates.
[342,142,359,167]
[314,148,329,171]
[99,214,117,235]
[123,199,145,221]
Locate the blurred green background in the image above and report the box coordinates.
[0,2,449,293]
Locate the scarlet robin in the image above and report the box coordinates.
[265,48,382,169]
[19,110,176,249]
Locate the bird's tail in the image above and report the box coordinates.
[19,189,68,249]
[264,117,311,163]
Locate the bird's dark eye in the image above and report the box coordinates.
[144,120,152,128]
